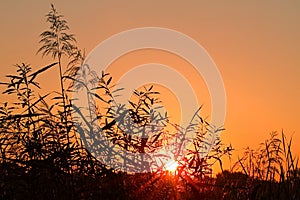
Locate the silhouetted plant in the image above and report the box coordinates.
[37,4,81,165]
[231,131,300,199]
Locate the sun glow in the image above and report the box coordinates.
[165,159,179,172]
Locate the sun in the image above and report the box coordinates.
[165,159,179,172]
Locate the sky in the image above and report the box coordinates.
[0,1,299,170]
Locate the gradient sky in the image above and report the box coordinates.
[1,1,299,169]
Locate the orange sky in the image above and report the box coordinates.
[1,1,299,170]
